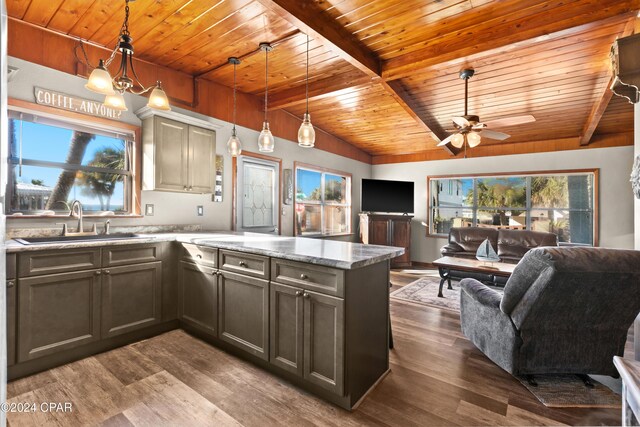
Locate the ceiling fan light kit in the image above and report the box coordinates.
[440,68,536,154]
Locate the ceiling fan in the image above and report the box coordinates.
[438,69,535,152]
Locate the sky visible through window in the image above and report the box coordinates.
[13,120,126,210]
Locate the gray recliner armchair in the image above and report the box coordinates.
[460,246,640,376]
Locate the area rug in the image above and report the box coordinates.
[516,375,621,408]
[390,277,461,312]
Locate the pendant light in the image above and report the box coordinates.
[227,57,242,157]
[258,42,275,153]
[298,34,315,148]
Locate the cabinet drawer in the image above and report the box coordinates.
[220,250,269,279]
[102,244,161,267]
[271,259,345,298]
[18,248,101,277]
[182,244,217,268]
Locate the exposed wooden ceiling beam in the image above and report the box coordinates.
[381,1,640,81]
[256,0,457,153]
[254,0,380,78]
[268,72,374,110]
[580,16,637,146]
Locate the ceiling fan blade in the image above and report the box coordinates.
[437,133,457,147]
[471,122,485,130]
[479,129,510,141]
[452,116,470,128]
[483,115,535,128]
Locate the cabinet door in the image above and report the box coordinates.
[18,270,101,362]
[178,261,218,336]
[391,219,411,267]
[155,117,189,191]
[218,271,268,360]
[303,291,345,396]
[270,283,303,376]
[101,262,162,339]
[7,279,16,366]
[188,126,215,193]
[369,219,390,246]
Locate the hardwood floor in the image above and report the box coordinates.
[6,270,625,426]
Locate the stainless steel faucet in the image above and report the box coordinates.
[64,200,97,236]
[70,200,83,233]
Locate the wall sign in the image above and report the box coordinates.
[34,87,123,120]
[213,155,224,202]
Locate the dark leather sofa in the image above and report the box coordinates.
[440,227,558,283]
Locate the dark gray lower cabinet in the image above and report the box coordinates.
[7,279,16,366]
[219,270,268,360]
[101,262,163,338]
[269,284,345,396]
[304,291,345,395]
[270,283,304,376]
[18,270,101,362]
[178,261,218,336]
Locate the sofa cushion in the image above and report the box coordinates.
[497,229,558,259]
[448,227,498,253]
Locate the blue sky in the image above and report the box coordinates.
[296,169,344,201]
[13,119,126,210]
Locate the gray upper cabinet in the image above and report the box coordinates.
[18,269,101,362]
[143,116,216,193]
[101,262,163,339]
[187,126,215,193]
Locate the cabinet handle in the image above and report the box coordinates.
[238,261,247,267]
[104,270,111,275]
[300,274,308,280]
[95,270,101,276]
[295,291,303,297]
[183,186,188,191]
[189,186,193,191]
[196,254,202,259]
[6,281,14,288]
[303,293,310,299]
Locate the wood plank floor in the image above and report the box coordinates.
[6,270,626,426]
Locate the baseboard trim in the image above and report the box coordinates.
[411,261,435,268]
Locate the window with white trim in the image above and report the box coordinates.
[295,164,352,236]
[7,110,135,215]
[427,171,597,245]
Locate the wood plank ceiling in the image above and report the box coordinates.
[7,0,639,160]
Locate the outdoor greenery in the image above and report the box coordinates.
[77,147,125,211]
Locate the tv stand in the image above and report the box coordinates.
[359,213,412,268]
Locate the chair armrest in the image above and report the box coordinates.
[460,278,502,309]
[441,243,462,255]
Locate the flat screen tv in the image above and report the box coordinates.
[361,179,414,214]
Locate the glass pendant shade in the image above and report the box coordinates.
[227,128,242,156]
[103,92,128,111]
[85,60,115,95]
[467,132,482,148]
[147,83,171,111]
[298,113,315,147]
[258,122,275,152]
[450,133,465,148]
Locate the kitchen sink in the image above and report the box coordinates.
[14,233,145,245]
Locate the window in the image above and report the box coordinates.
[427,170,598,245]
[8,111,135,215]
[294,163,352,236]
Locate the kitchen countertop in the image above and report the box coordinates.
[5,232,405,270]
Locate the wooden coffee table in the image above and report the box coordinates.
[432,256,516,298]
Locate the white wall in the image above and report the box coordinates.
[373,147,635,263]
[6,57,371,239]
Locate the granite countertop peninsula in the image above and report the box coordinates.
[5,231,404,270]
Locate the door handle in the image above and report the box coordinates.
[7,281,14,288]
[295,291,303,297]
[303,293,310,299]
